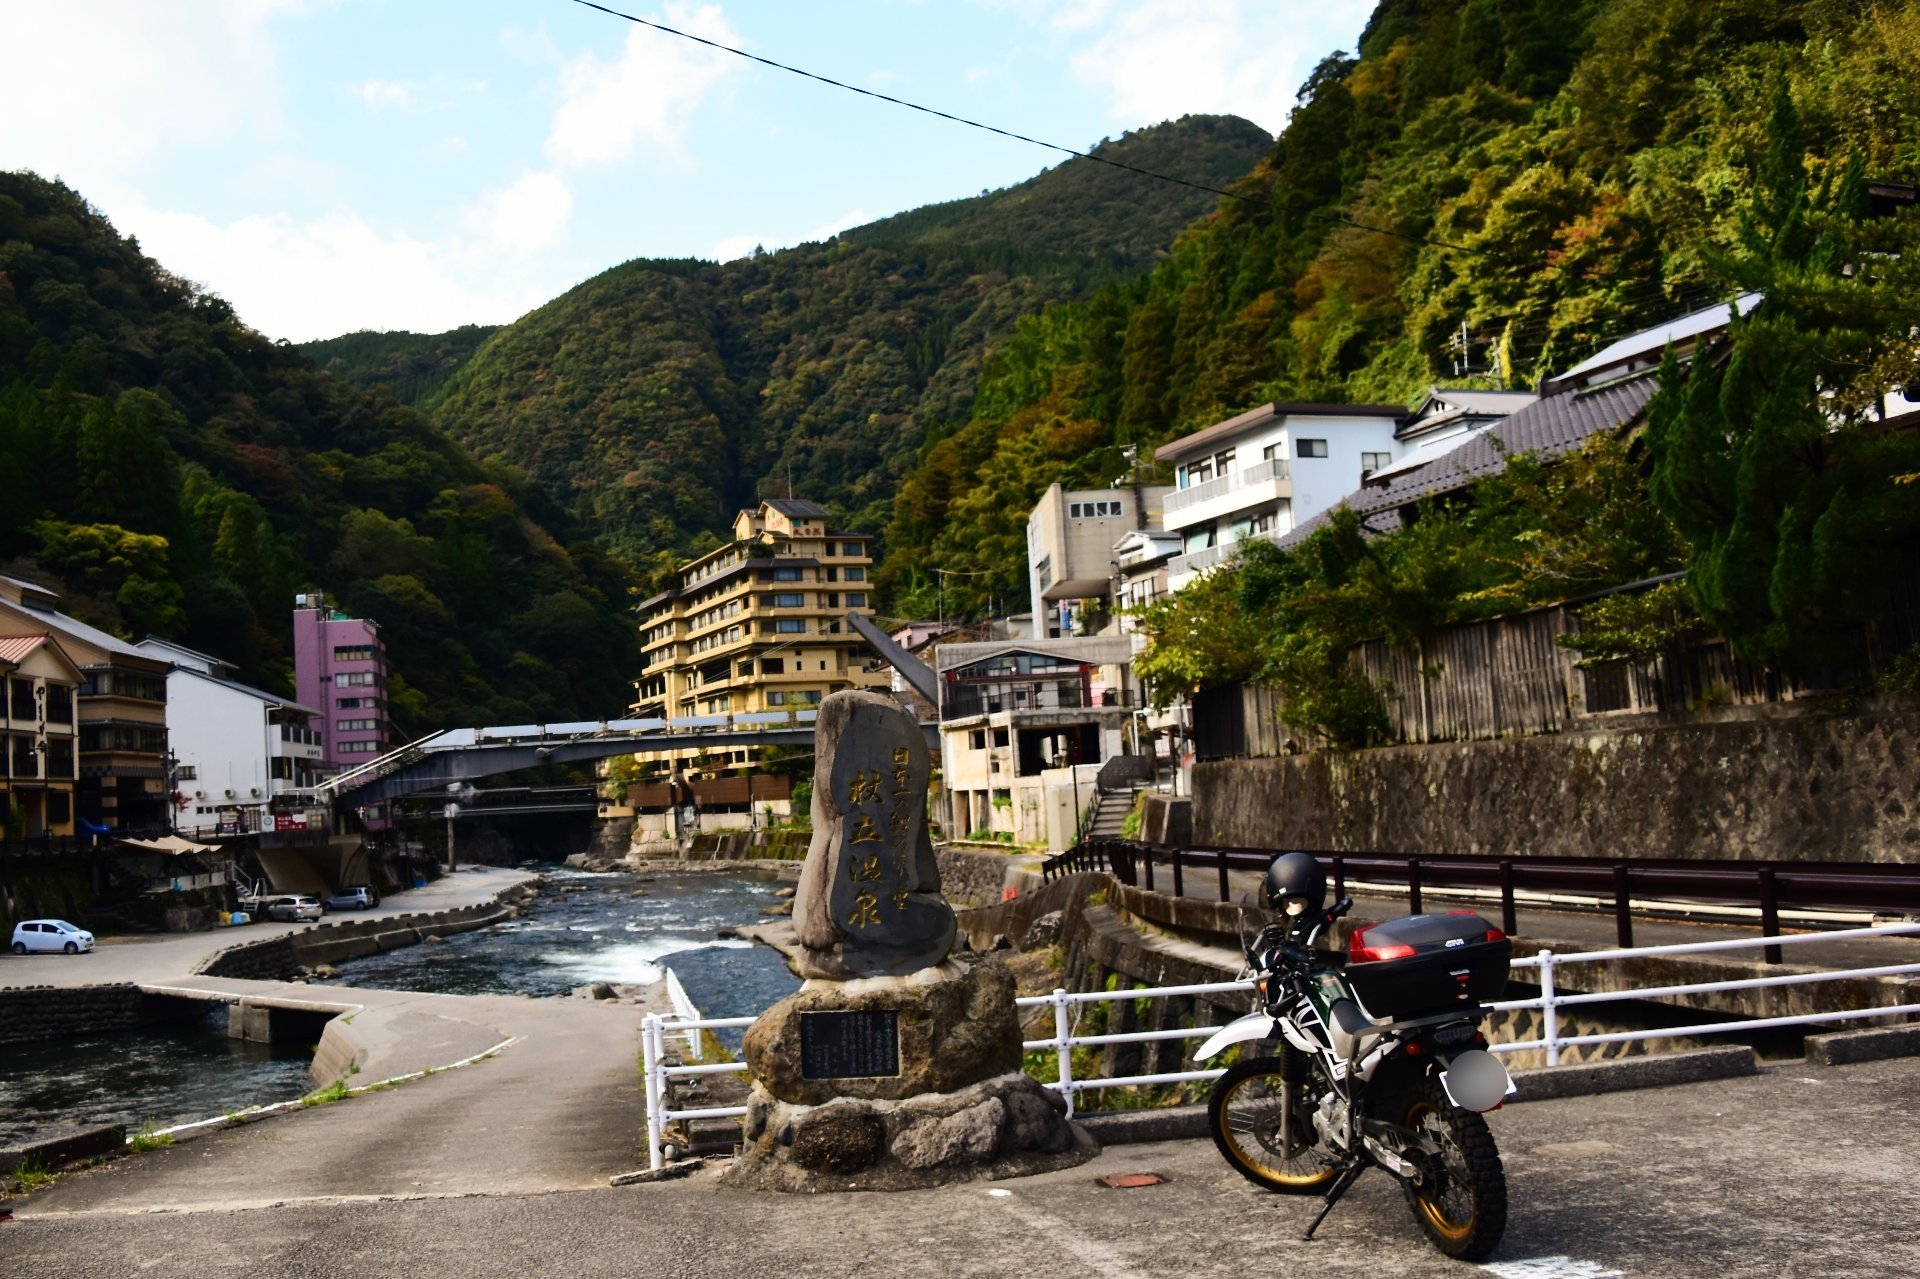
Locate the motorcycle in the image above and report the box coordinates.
[1193,853,1515,1260]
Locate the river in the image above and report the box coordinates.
[0,866,799,1147]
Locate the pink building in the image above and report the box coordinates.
[292,592,391,771]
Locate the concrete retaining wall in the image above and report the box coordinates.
[1193,705,1920,861]
[195,890,534,981]
[937,848,1024,910]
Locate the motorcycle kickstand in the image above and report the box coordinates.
[1301,1161,1368,1242]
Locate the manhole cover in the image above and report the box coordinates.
[1097,1172,1166,1189]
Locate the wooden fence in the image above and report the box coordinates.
[1195,555,1920,758]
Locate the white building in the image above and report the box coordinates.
[134,638,325,838]
[1153,401,1409,591]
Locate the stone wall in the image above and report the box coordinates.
[1193,704,1920,861]
[195,889,533,980]
[936,847,1022,910]
[0,984,147,1046]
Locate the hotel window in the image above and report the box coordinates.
[1068,500,1124,519]
[792,690,823,706]
[1361,451,1392,473]
[843,566,865,582]
[336,718,380,732]
[761,658,784,674]
[774,619,806,634]
[841,541,862,557]
[337,740,379,754]
[771,567,803,582]
[333,645,375,662]
[1296,438,1328,458]
[773,592,805,607]
[844,592,866,607]
[337,671,377,687]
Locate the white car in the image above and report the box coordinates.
[264,895,324,923]
[11,919,96,954]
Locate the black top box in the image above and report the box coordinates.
[1345,911,1512,1019]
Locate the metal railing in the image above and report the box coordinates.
[640,923,1920,1167]
[1490,921,1920,1066]
[1052,839,1920,962]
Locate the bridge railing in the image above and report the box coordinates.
[1046,839,1920,961]
[640,921,1920,1166]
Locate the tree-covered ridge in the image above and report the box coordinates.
[0,172,637,733]
[299,324,499,407]
[421,116,1273,573]
[878,0,1920,621]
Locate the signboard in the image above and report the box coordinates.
[798,1010,900,1079]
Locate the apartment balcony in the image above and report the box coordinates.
[1161,457,1291,534]
[1167,529,1290,591]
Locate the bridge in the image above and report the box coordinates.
[318,709,938,808]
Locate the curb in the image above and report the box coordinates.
[1805,1023,1920,1066]
[1508,1045,1757,1101]
[1075,1106,1208,1144]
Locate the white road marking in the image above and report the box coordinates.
[1483,1258,1625,1279]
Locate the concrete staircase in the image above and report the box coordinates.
[1082,785,1144,843]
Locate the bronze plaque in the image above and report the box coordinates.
[799,1010,901,1079]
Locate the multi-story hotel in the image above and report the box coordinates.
[292,592,392,771]
[632,499,889,761]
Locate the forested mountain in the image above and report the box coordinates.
[0,173,637,732]
[876,0,1920,619]
[301,324,498,407]
[412,117,1272,576]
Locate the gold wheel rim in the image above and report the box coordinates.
[1404,1100,1476,1240]
[1217,1070,1335,1188]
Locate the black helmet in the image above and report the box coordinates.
[1264,852,1326,918]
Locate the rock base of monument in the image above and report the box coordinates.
[721,1072,1095,1192]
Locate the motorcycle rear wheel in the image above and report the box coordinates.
[1398,1078,1507,1260]
[1207,1054,1336,1194]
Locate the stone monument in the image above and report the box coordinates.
[723,690,1093,1191]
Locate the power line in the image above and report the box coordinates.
[567,0,1254,207]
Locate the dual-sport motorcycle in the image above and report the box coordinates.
[1193,853,1515,1260]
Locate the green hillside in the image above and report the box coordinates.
[0,173,637,732]
[878,0,1920,619]
[421,116,1273,573]
[300,324,499,407]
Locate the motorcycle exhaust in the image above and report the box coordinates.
[1438,1048,1516,1112]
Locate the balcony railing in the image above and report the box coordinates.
[1164,456,1290,515]
[1168,529,1287,579]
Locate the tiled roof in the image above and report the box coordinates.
[765,498,829,518]
[1154,401,1407,462]
[1277,371,1660,550]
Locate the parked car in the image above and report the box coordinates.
[264,895,324,923]
[322,885,379,911]
[11,919,96,954]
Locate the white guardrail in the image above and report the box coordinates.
[638,921,1920,1170]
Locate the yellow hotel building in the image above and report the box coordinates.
[631,500,889,764]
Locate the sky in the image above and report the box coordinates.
[1,0,1376,343]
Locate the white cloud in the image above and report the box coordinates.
[544,2,740,171]
[472,169,575,252]
[1064,0,1372,134]
[104,195,558,342]
[0,0,294,191]
[352,79,415,113]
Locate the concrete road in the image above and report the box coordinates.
[7,1055,1917,1277]
[0,866,536,987]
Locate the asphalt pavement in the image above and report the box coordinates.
[6,1053,1917,1278]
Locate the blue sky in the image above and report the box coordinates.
[3,1,1375,341]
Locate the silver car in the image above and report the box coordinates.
[264,895,324,923]
[11,919,96,954]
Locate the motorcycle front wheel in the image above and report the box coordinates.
[1207,1054,1336,1194]
[1399,1078,1507,1260]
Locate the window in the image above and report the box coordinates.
[1296,438,1328,458]
[337,740,379,754]
[761,658,784,674]
[737,662,755,679]
[1036,556,1052,590]
[792,690,823,706]
[45,684,71,724]
[773,592,805,607]
[824,567,838,583]
[333,645,375,662]
[46,738,73,776]
[969,730,986,750]
[844,592,866,608]
[1361,451,1392,473]
[337,671,377,687]
[843,566,864,582]
[270,757,294,780]
[1249,511,1275,536]
[9,678,32,720]
[841,541,862,557]
[11,736,36,777]
[771,567,803,582]
[336,718,380,732]
[1067,500,1124,519]
[774,619,806,634]
[175,764,198,780]
[47,791,70,824]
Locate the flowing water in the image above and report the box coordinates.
[0,867,799,1147]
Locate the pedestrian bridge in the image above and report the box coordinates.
[319,710,937,808]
